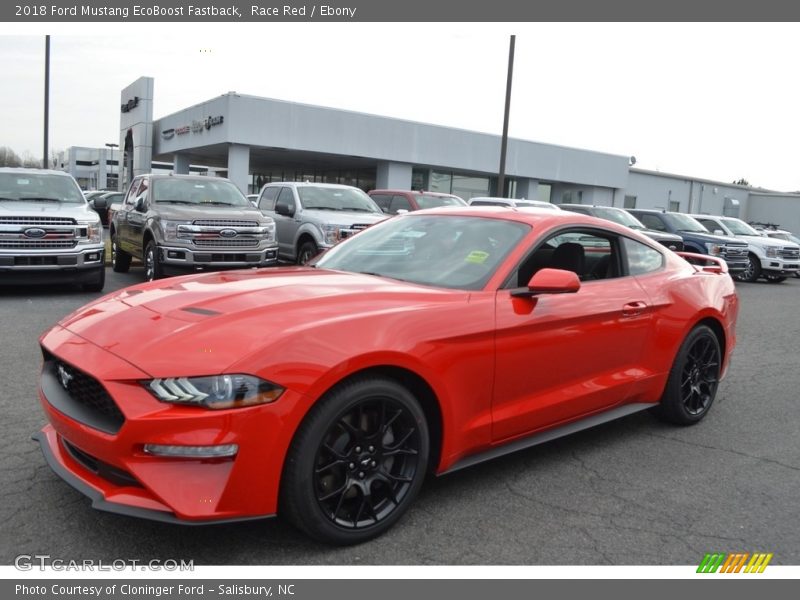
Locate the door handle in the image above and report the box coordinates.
[622,301,647,317]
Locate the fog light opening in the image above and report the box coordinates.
[143,443,239,458]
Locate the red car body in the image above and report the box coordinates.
[35,208,738,540]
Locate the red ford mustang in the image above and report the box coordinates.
[35,207,738,544]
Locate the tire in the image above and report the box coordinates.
[765,275,787,283]
[735,253,761,283]
[82,266,106,293]
[111,233,131,273]
[280,376,430,545]
[144,240,164,281]
[652,325,721,426]
[297,240,318,265]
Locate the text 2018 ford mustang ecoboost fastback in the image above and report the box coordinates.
[34,207,738,544]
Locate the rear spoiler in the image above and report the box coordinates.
[675,252,729,274]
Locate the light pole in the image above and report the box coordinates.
[43,35,50,169]
[497,35,515,198]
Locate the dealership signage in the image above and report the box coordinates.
[163,116,225,140]
[161,128,175,140]
[120,96,140,113]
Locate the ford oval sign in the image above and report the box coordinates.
[24,228,47,239]
[219,229,238,238]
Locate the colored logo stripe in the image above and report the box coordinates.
[697,552,773,573]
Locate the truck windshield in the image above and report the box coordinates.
[152,178,250,207]
[592,207,646,229]
[298,186,382,213]
[664,213,709,233]
[723,218,760,236]
[0,173,85,203]
[414,194,467,209]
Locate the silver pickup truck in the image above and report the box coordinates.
[110,174,278,281]
[0,168,105,291]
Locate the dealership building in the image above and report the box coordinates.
[62,76,800,233]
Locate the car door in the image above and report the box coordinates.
[126,177,149,257]
[491,228,655,441]
[271,186,300,259]
[116,177,141,254]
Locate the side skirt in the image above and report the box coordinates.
[441,402,654,475]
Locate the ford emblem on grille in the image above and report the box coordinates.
[24,228,47,239]
[219,229,238,238]
[57,364,74,390]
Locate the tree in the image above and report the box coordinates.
[0,146,22,167]
[20,151,41,168]
[733,178,750,186]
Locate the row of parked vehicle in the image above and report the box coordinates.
[3,166,799,293]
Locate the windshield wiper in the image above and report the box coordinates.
[156,200,194,204]
[305,206,339,211]
[201,201,239,206]
[343,207,372,213]
[0,197,20,201]
[356,271,408,283]
[21,197,61,202]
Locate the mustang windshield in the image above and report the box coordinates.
[315,214,530,290]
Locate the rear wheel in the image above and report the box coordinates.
[111,233,131,273]
[144,240,164,281]
[280,377,429,545]
[652,325,721,425]
[735,253,761,282]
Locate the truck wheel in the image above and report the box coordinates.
[651,325,721,426]
[144,241,165,281]
[82,266,106,293]
[297,240,318,265]
[111,233,131,273]
[735,253,761,283]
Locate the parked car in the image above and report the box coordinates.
[368,189,466,214]
[35,207,738,544]
[246,194,259,208]
[627,209,749,274]
[468,197,561,210]
[560,204,684,251]
[0,168,105,291]
[109,174,278,281]
[689,214,800,283]
[256,182,386,264]
[87,191,123,226]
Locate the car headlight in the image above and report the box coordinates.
[77,220,102,244]
[144,375,284,409]
[705,242,723,256]
[321,224,342,246]
[261,222,276,243]
[765,246,780,258]
[162,220,193,242]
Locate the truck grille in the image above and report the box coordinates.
[193,238,260,248]
[192,219,259,227]
[0,216,76,225]
[780,247,800,259]
[0,240,77,249]
[721,245,747,259]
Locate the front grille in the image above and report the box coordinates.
[659,239,684,251]
[350,223,371,231]
[0,239,77,249]
[193,238,260,248]
[42,349,125,433]
[62,439,141,488]
[780,247,800,259]
[0,216,76,225]
[193,253,261,263]
[192,219,259,227]
[722,245,747,258]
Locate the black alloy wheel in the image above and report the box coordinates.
[735,254,761,283]
[144,241,164,281]
[652,325,721,425]
[297,240,318,265]
[111,233,131,273]
[281,377,429,545]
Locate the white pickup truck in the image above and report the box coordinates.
[691,214,800,283]
[0,168,105,291]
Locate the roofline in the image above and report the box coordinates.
[629,167,768,191]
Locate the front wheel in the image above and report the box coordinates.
[765,275,787,283]
[280,377,429,545]
[297,240,319,265]
[111,233,131,273]
[144,241,164,281]
[652,325,721,425]
[735,254,761,283]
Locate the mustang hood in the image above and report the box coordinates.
[55,268,461,377]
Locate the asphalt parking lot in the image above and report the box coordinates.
[1,267,798,566]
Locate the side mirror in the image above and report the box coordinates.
[396,209,409,215]
[275,200,295,217]
[134,197,146,212]
[511,268,581,298]
[713,229,725,236]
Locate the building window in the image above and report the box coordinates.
[562,191,573,204]
[624,195,637,209]
[669,200,680,212]
[537,183,552,203]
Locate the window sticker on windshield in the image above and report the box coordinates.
[465,250,490,264]
[194,184,206,189]
[16,179,30,185]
